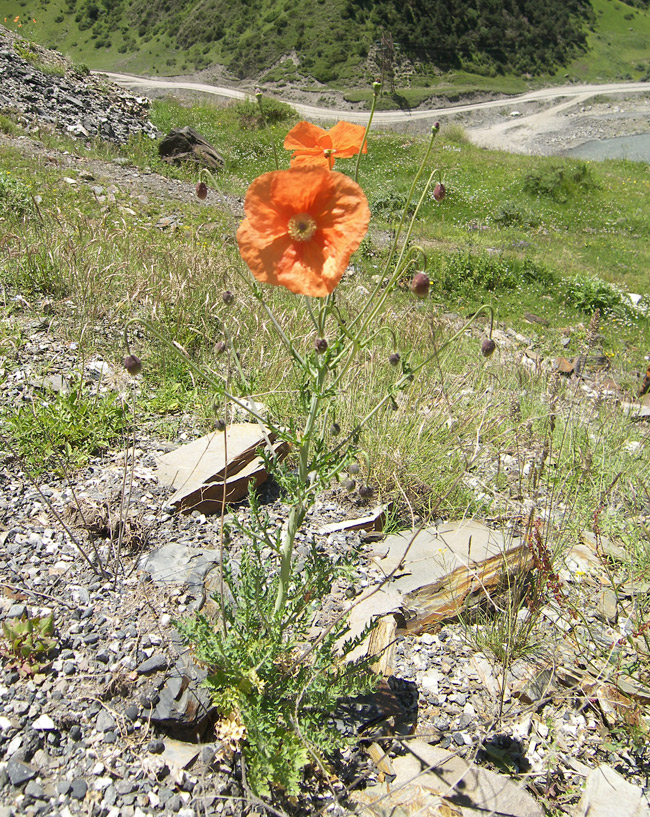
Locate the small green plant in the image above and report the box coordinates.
[234,97,296,130]
[2,384,129,475]
[523,162,598,203]
[493,199,540,228]
[435,250,556,295]
[2,612,57,672]
[178,498,377,796]
[0,170,33,219]
[562,273,630,315]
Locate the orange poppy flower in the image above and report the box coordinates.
[284,121,368,169]
[236,167,370,298]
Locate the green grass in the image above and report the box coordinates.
[1,96,649,522]
[564,0,650,82]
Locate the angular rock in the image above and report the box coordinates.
[7,757,37,786]
[576,764,650,817]
[155,424,287,514]
[354,739,543,817]
[158,127,225,170]
[150,651,218,742]
[137,654,168,675]
[168,440,289,514]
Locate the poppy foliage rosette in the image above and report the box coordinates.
[284,121,368,169]
[236,167,370,298]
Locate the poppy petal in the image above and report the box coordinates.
[237,168,370,298]
[327,121,368,158]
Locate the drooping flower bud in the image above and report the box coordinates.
[410,272,430,299]
[123,354,142,376]
[315,338,328,354]
[330,422,341,436]
[222,291,235,305]
[195,181,208,200]
[344,479,356,492]
[348,462,360,475]
[481,338,496,358]
[215,340,227,355]
[389,352,401,367]
[433,182,446,202]
[359,484,374,499]
[215,418,227,432]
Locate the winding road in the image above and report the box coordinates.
[99,71,649,126]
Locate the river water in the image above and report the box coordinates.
[562,132,650,163]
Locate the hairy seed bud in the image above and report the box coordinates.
[195,181,208,200]
[215,418,226,432]
[433,182,446,202]
[315,337,328,354]
[215,340,227,355]
[222,291,234,305]
[359,484,374,499]
[330,422,341,436]
[389,352,400,366]
[481,338,496,358]
[348,462,360,475]
[410,272,430,299]
[122,354,142,376]
[344,479,356,492]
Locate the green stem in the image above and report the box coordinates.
[353,82,381,184]
[273,365,327,615]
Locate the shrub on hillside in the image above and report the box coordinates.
[523,162,598,203]
[436,251,556,295]
[562,273,631,316]
[234,98,296,130]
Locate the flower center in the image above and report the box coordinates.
[287,213,317,242]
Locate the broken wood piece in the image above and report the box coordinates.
[402,543,533,634]
[366,615,398,676]
[365,742,396,783]
[317,504,390,535]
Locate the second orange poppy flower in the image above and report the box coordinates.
[284,121,368,169]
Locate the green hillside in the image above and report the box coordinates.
[1,0,649,90]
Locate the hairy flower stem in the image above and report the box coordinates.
[353,83,381,184]
[274,365,326,616]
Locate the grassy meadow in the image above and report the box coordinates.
[1,94,650,543]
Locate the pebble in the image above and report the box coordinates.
[71,778,88,800]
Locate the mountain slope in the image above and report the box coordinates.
[2,0,596,82]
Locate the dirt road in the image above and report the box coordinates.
[100,71,650,155]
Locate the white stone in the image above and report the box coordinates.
[32,714,56,731]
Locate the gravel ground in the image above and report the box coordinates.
[3,292,650,817]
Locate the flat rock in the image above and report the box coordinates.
[168,440,289,514]
[575,764,650,817]
[139,542,219,587]
[156,425,286,514]
[371,520,522,594]
[357,739,543,817]
[161,738,201,771]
